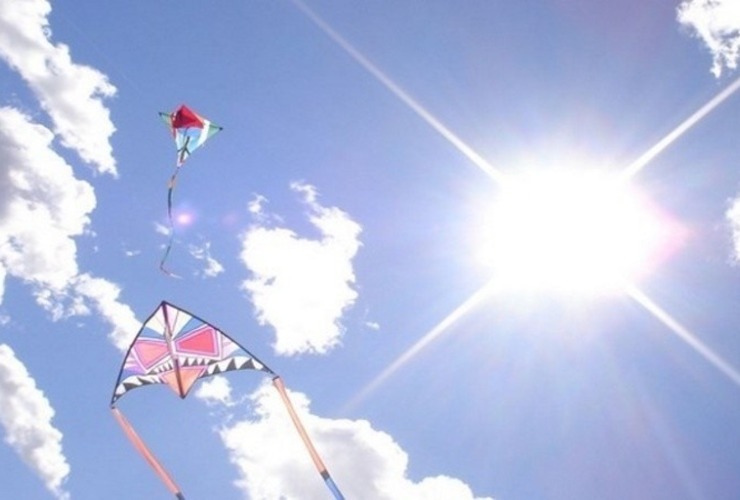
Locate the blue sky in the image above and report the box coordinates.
[2,1,740,499]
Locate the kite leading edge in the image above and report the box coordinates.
[110,301,345,499]
[158,105,223,277]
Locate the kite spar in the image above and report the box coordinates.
[158,105,222,277]
[110,301,345,499]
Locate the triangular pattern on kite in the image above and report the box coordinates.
[111,301,345,500]
[110,301,271,405]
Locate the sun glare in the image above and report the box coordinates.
[478,170,671,294]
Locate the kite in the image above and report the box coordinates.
[158,105,223,277]
[111,301,345,500]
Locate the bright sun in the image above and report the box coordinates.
[478,170,672,294]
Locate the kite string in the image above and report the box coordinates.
[111,407,186,499]
[272,377,345,500]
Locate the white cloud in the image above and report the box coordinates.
[72,274,140,352]
[678,0,740,77]
[0,0,117,175]
[240,182,362,356]
[0,107,139,352]
[195,375,236,407]
[727,196,740,262]
[0,5,143,498]
[188,241,225,278]
[0,344,70,500]
[219,381,492,500]
[154,222,171,236]
[248,194,268,215]
[0,264,6,308]
[0,109,137,496]
[0,106,93,294]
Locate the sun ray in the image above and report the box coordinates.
[626,284,740,388]
[293,0,740,407]
[343,280,500,412]
[620,75,740,180]
[288,0,505,184]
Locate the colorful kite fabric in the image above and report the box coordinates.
[158,105,222,277]
[111,301,345,500]
[111,301,272,405]
[160,104,222,167]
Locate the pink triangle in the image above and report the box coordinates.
[133,339,170,371]
[175,325,219,357]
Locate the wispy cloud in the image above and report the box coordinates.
[188,241,225,278]
[248,194,268,216]
[0,0,117,175]
[239,182,362,355]
[678,0,740,77]
[153,222,170,236]
[0,344,70,499]
[72,274,140,351]
[365,321,381,331]
[219,381,492,500]
[727,196,740,263]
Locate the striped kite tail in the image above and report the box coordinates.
[272,376,346,500]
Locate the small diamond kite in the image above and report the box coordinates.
[158,105,222,277]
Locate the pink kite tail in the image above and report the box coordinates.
[272,376,345,500]
[111,407,186,499]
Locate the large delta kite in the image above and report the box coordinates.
[111,301,345,499]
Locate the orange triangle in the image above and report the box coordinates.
[179,366,207,395]
[160,370,181,396]
[160,365,207,397]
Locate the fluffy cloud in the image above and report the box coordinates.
[0,344,70,500]
[0,0,117,174]
[0,107,93,295]
[678,0,740,77]
[240,183,362,355]
[0,107,138,351]
[0,105,137,500]
[194,375,237,407]
[0,3,142,498]
[0,109,136,495]
[219,381,492,500]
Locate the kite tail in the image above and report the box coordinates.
[272,376,346,500]
[159,167,182,278]
[111,407,186,499]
